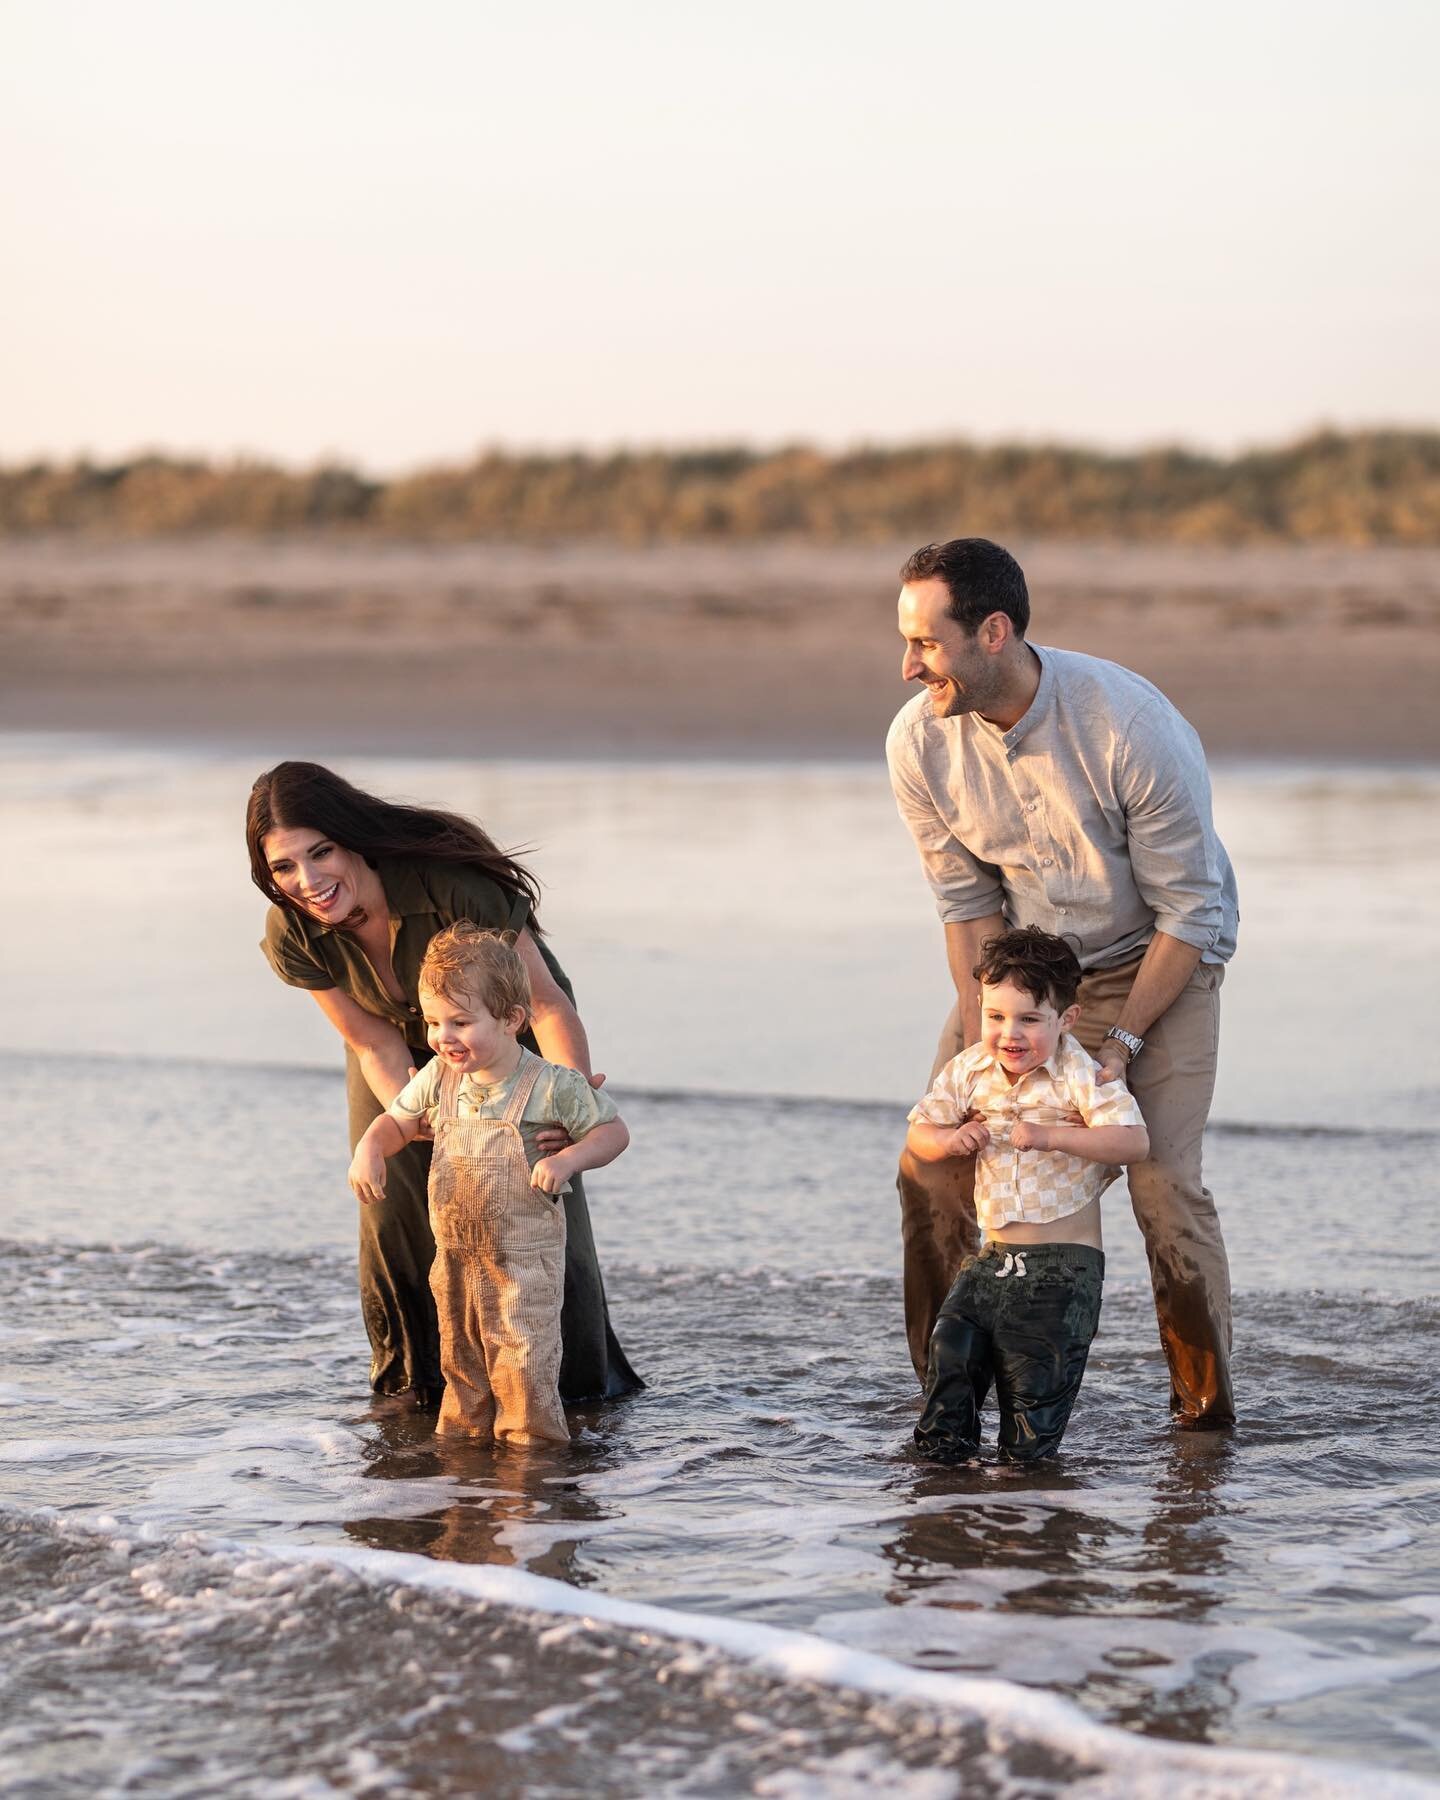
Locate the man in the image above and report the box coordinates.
[887,538,1238,1429]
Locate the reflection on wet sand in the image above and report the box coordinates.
[872,1436,1237,1743]
[345,1410,612,1584]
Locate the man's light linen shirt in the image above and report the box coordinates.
[886,645,1238,968]
[909,1033,1145,1232]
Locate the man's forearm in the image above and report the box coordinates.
[1111,930,1203,1040]
[943,914,1006,1047]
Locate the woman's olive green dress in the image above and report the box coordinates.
[262,854,642,1406]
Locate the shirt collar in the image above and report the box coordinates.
[969,642,1053,753]
[999,644,1054,753]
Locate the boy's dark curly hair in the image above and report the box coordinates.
[972,926,1082,1013]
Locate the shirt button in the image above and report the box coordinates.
[1042,857,1054,867]
[1027,802,1037,813]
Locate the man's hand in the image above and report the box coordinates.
[1095,1042,1132,1086]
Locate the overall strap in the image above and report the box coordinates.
[502,1048,546,1125]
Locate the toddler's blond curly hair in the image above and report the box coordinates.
[419,921,531,1022]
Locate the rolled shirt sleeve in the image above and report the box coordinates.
[1118,700,1234,954]
[887,709,1005,925]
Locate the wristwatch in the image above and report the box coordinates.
[1104,1025,1145,1061]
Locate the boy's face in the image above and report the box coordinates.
[420,979,524,1076]
[980,976,1079,1080]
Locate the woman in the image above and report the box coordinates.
[246,760,642,1409]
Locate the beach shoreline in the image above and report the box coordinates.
[3,535,1438,761]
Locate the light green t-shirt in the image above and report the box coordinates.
[389,1054,619,1189]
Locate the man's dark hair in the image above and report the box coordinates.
[899,538,1029,637]
[973,926,1081,1014]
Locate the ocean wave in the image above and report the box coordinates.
[3,1504,1432,1800]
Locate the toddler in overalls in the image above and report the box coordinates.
[348,923,630,1445]
[906,927,1150,1462]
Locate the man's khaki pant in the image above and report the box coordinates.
[898,956,1235,1428]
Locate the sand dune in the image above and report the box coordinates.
[2,536,1436,760]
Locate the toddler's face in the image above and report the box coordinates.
[420,979,523,1076]
[980,977,1078,1080]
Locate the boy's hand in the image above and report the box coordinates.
[530,1152,572,1196]
[948,1118,990,1156]
[348,1146,388,1206]
[1011,1121,1051,1152]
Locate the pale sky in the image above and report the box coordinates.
[3,0,1437,469]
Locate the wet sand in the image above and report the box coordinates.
[2,536,1438,760]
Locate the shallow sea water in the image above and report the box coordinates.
[2,743,1439,1796]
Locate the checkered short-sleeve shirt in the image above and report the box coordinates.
[908,1032,1145,1232]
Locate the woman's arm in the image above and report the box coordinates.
[1010,1121,1150,1164]
[514,929,599,1082]
[311,988,416,1107]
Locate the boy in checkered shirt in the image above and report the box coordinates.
[906,927,1150,1462]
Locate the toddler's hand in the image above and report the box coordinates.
[1011,1121,1050,1152]
[949,1118,990,1156]
[348,1149,388,1206]
[530,1154,570,1196]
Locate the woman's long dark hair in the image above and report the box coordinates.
[247,761,543,930]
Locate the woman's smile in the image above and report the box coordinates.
[305,879,343,913]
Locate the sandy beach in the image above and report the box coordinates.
[2,536,1437,761]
